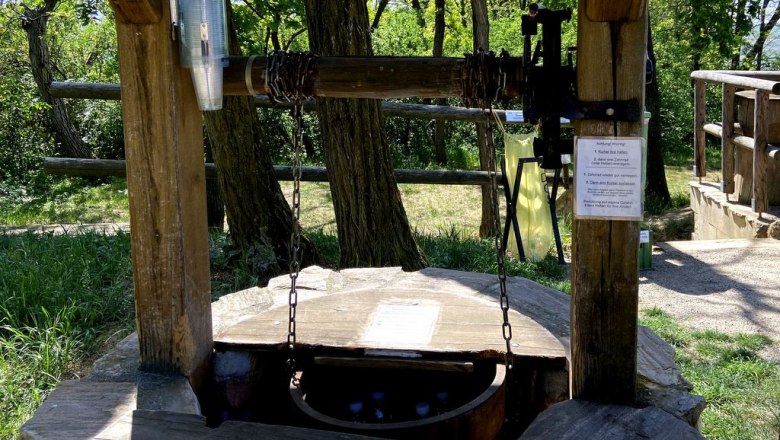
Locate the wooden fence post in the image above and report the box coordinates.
[721,84,736,195]
[753,89,769,214]
[694,80,707,178]
[110,0,213,388]
[571,0,646,403]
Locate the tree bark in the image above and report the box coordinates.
[433,0,448,166]
[471,0,498,238]
[21,0,91,159]
[205,1,320,282]
[304,1,427,271]
[411,0,426,27]
[644,19,671,205]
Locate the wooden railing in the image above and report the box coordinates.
[691,70,780,215]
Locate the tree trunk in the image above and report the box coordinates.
[471,0,497,238]
[204,137,225,229]
[371,0,392,30]
[644,21,671,206]
[433,0,448,166]
[305,1,427,271]
[411,0,426,27]
[205,1,321,282]
[21,1,91,159]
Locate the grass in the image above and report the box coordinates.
[0,231,134,439]
[641,307,780,440]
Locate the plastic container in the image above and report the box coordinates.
[177,0,228,111]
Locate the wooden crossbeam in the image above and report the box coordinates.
[223,56,524,99]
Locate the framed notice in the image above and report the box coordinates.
[574,137,644,221]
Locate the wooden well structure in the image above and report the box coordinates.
[90,0,651,437]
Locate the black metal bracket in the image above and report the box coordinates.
[566,99,642,122]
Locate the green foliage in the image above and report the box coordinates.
[0,231,134,436]
[641,308,780,440]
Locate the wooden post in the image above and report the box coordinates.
[721,84,736,194]
[571,0,646,403]
[694,79,706,178]
[753,89,769,214]
[111,0,213,387]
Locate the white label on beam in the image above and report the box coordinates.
[361,303,440,347]
[505,110,524,122]
[574,137,644,221]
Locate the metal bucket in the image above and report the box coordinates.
[289,358,506,439]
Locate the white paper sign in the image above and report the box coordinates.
[505,110,524,122]
[575,137,643,220]
[361,304,440,346]
[640,230,651,243]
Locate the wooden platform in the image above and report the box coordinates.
[215,288,566,361]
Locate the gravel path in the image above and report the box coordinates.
[639,239,780,361]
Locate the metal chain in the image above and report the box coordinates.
[274,51,315,383]
[464,49,515,371]
[486,112,514,372]
[286,99,303,383]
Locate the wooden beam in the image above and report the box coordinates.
[721,84,736,194]
[43,157,518,186]
[753,89,769,214]
[584,0,647,22]
[571,0,645,403]
[702,124,780,160]
[110,0,212,386]
[223,55,524,99]
[693,79,706,178]
[690,71,780,94]
[109,0,162,24]
[49,81,535,124]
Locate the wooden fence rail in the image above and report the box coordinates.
[691,70,780,214]
[50,82,524,124]
[43,157,511,186]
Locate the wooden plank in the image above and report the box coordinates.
[223,55,524,99]
[753,89,769,213]
[690,70,780,94]
[43,158,517,186]
[722,84,736,194]
[99,410,383,439]
[584,0,647,22]
[20,381,136,440]
[693,79,706,177]
[570,0,644,403]
[109,0,162,24]
[214,289,566,360]
[112,0,212,385]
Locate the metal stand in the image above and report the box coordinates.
[501,157,565,264]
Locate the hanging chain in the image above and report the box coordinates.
[286,99,303,382]
[268,51,316,383]
[486,118,514,372]
[463,50,514,371]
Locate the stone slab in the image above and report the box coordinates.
[518,399,705,440]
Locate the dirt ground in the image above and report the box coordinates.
[639,238,780,361]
